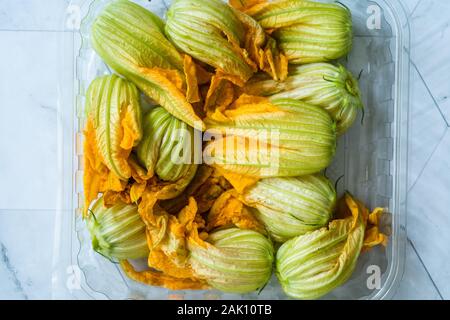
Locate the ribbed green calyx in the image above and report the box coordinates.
[248,0,352,64]
[189,228,274,293]
[91,0,204,130]
[165,0,254,82]
[137,107,198,182]
[92,0,182,71]
[87,196,149,260]
[85,74,142,180]
[276,214,365,300]
[204,98,336,178]
[244,63,363,135]
[242,175,336,242]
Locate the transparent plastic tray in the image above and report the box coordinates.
[53,0,410,299]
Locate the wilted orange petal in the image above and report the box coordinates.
[183,55,201,104]
[120,260,208,290]
[215,167,259,193]
[208,190,265,233]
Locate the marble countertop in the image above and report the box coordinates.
[0,0,449,300]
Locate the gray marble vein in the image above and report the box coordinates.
[393,240,443,300]
[408,64,449,191]
[0,211,55,299]
[407,129,450,299]
[407,239,443,299]
[0,243,28,299]
[409,0,450,123]
[403,0,422,18]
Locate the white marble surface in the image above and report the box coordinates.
[0,31,59,211]
[0,0,449,300]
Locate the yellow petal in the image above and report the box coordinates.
[336,193,389,252]
[204,74,237,119]
[130,181,147,204]
[120,108,142,150]
[148,249,198,280]
[183,54,201,104]
[363,207,388,251]
[214,167,259,193]
[102,189,131,207]
[232,7,287,81]
[150,67,185,92]
[363,227,389,252]
[138,67,206,131]
[263,41,288,81]
[160,166,215,214]
[229,0,268,12]
[207,93,281,122]
[138,191,207,283]
[369,208,384,226]
[83,118,127,216]
[138,189,159,226]
[343,194,366,230]
[178,197,200,228]
[129,156,154,183]
[208,190,265,233]
[195,63,213,85]
[120,260,208,290]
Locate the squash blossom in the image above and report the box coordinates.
[276,193,366,300]
[91,0,204,130]
[136,107,198,183]
[244,0,353,64]
[83,74,142,215]
[242,174,336,242]
[79,0,389,298]
[204,96,336,178]
[86,196,149,260]
[244,63,363,135]
[188,228,274,293]
[165,0,287,83]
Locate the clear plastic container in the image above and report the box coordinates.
[53,0,410,299]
